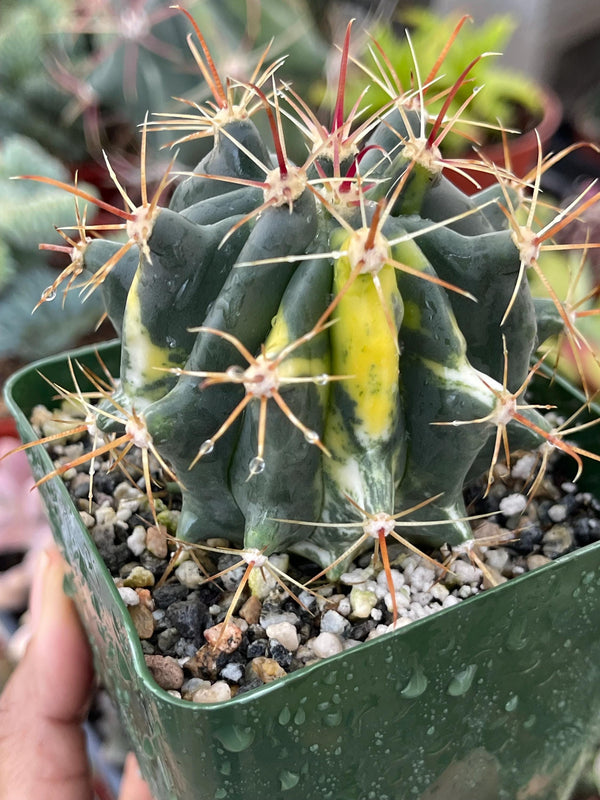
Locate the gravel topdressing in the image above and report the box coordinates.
[31,401,600,703]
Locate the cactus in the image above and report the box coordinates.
[11,14,600,623]
[0,135,103,359]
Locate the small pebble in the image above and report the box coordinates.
[527,554,551,571]
[297,590,316,611]
[239,595,262,625]
[79,511,95,529]
[482,566,507,589]
[175,560,205,589]
[118,587,140,606]
[451,561,482,586]
[349,586,378,618]
[114,481,144,504]
[192,681,232,703]
[204,622,243,654]
[542,525,574,558]
[499,493,527,517]
[309,632,344,659]
[246,639,268,659]
[127,526,147,556]
[248,554,289,599]
[340,567,374,585]
[484,547,510,573]
[377,568,404,590]
[408,565,436,592]
[320,609,351,636]
[123,566,155,588]
[430,583,449,602]
[157,627,180,653]
[181,677,210,699]
[185,645,223,679]
[129,604,155,639]
[547,504,567,523]
[384,591,411,613]
[146,525,169,559]
[259,609,298,630]
[336,597,352,617]
[246,657,287,683]
[220,662,244,683]
[144,655,184,690]
[266,622,299,652]
[511,453,538,480]
[269,641,293,670]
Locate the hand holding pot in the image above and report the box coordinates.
[0,546,155,800]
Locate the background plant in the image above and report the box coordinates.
[340,8,545,157]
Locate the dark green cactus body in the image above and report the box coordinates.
[401,221,537,390]
[144,191,319,543]
[181,186,264,226]
[115,209,250,410]
[169,119,273,211]
[82,239,140,337]
[392,239,494,545]
[231,255,334,555]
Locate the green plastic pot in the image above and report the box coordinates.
[5,342,600,800]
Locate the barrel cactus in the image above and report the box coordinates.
[13,14,600,622]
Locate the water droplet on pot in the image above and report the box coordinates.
[505,694,519,712]
[400,665,428,698]
[447,664,477,696]
[323,709,343,727]
[279,770,300,791]
[214,725,255,752]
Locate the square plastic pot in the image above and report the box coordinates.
[5,341,600,800]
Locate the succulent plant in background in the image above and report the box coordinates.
[0,0,90,162]
[0,135,103,361]
[10,9,600,633]
[340,8,546,158]
[0,0,329,369]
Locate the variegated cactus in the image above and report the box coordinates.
[14,13,600,621]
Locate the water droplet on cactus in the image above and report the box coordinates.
[304,429,320,444]
[166,336,177,349]
[42,287,56,302]
[199,438,214,456]
[226,365,246,380]
[315,374,330,386]
[248,456,265,476]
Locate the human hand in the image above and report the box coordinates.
[0,546,155,800]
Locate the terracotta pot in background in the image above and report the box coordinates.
[446,88,564,194]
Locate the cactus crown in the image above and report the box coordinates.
[11,12,600,627]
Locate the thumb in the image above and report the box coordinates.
[119,753,156,800]
[0,546,95,800]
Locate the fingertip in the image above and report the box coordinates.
[28,546,94,723]
[119,753,156,800]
